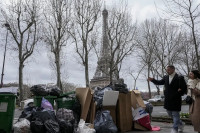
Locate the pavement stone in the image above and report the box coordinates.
[125,122,196,133]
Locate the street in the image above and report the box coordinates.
[152,105,189,117]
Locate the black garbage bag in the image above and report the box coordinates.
[30,119,46,133]
[30,85,48,96]
[48,86,62,97]
[44,119,60,133]
[94,110,118,133]
[113,83,128,94]
[72,98,81,128]
[93,87,113,108]
[32,109,56,123]
[58,119,73,133]
[19,106,36,121]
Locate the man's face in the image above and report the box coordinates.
[166,67,175,75]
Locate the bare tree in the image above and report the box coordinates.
[43,0,72,91]
[128,64,146,90]
[162,0,200,70]
[107,0,137,82]
[1,0,41,102]
[177,31,196,76]
[136,19,158,98]
[137,18,187,97]
[69,0,102,87]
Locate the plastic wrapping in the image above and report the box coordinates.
[41,97,53,110]
[44,119,60,133]
[94,110,117,133]
[13,119,31,133]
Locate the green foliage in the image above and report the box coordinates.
[180,112,189,118]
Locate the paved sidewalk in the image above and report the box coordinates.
[126,122,196,133]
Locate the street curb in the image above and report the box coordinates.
[152,116,192,125]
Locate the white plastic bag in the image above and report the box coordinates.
[77,119,95,133]
[132,107,148,120]
[13,118,31,133]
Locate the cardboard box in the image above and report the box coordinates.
[133,122,148,131]
[102,91,119,124]
[76,88,92,121]
[131,90,146,109]
[102,91,119,106]
[103,106,116,124]
[116,92,133,132]
[87,100,96,123]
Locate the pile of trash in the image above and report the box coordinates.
[30,85,62,97]
[13,82,158,133]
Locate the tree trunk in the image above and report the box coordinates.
[19,62,24,103]
[18,44,24,104]
[55,52,62,90]
[85,58,89,88]
[147,65,152,98]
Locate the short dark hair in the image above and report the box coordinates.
[167,65,175,70]
[191,70,200,79]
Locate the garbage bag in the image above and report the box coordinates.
[13,118,31,133]
[58,119,74,133]
[137,115,152,130]
[32,109,56,123]
[77,119,95,133]
[94,110,117,133]
[19,106,36,121]
[30,85,48,96]
[72,98,81,128]
[56,108,75,122]
[41,97,53,110]
[44,119,60,133]
[113,83,128,94]
[145,102,153,114]
[30,119,46,133]
[48,86,62,97]
[93,87,113,108]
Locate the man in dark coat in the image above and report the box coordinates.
[148,65,187,133]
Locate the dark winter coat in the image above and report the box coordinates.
[151,73,187,111]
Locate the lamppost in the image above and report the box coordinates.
[0,23,10,88]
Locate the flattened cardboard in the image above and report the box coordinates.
[133,122,148,131]
[103,91,119,106]
[76,88,92,121]
[116,92,133,132]
[88,100,96,124]
[131,90,145,109]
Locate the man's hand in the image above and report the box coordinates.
[147,77,154,82]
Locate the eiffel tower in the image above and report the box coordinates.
[90,8,116,88]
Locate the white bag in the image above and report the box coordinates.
[132,107,148,121]
[77,119,95,133]
[13,118,31,133]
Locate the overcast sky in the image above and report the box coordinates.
[0,0,165,92]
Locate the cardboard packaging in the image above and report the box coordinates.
[102,91,119,124]
[131,90,147,131]
[76,88,92,121]
[87,100,96,123]
[116,92,133,132]
[133,122,148,131]
[131,90,146,109]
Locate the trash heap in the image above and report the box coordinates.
[13,83,157,133]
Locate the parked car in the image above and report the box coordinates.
[20,98,34,109]
[148,95,164,102]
